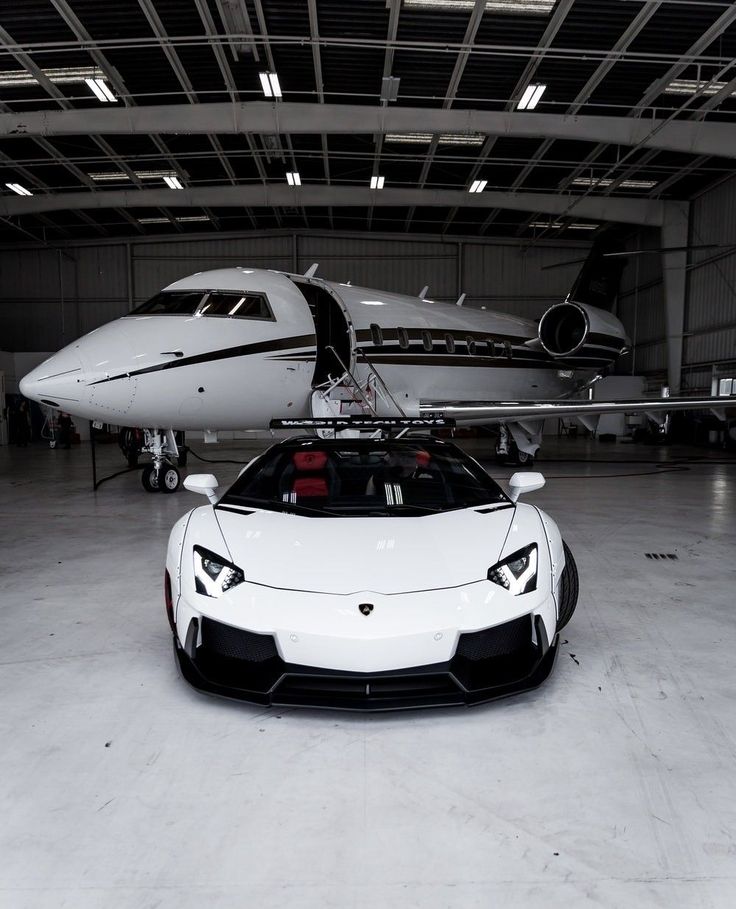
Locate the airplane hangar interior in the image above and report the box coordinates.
[2,1,736,906]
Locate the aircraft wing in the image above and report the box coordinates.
[419,395,732,426]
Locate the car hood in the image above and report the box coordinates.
[213,505,517,594]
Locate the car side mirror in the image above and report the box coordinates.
[508,471,545,502]
[183,473,220,504]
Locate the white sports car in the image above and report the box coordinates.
[165,436,578,710]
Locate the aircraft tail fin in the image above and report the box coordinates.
[567,238,627,312]
[304,263,319,278]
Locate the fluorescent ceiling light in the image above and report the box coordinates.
[529,220,599,230]
[664,79,733,97]
[385,132,485,145]
[139,215,210,224]
[259,71,282,98]
[286,172,301,186]
[85,78,117,102]
[370,175,385,189]
[0,66,101,86]
[89,169,183,182]
[572,177,657,190]
[468,179,487,193]
[517,83,546,110]
[403,0,555,12]
[5,182,32,196]
[163,175,184,189]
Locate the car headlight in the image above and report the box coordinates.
[488,543,537,595]
[193,546,245,597]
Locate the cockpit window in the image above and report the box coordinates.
[198,292,274,320]
[131,291,206,315]
[130,290,274,320]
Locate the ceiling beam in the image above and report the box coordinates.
[4,102,736,159]
[0,185,664,226]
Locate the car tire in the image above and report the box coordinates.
[141,464,161,493]
[159,466,181,493]
[557,540,579,631]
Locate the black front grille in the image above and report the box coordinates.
[455,615,532,661]
[200,617,278,662]
[274,669,462,709]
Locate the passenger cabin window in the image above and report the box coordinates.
[444,333,455,354]
[370,323,383,346]
[130,289,274,320]
[198,291,273,320]
[421,330,433,352]
[398,327,409,349]
[466,336,477,356]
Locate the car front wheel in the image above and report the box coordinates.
[557,540,579,631]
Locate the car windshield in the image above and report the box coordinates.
[220,440,509,517]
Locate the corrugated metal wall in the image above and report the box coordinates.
[686,176,736,385]
[617,228,667,379]
[0,232,583,352]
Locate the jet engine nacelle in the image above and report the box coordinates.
[537,300,629,360]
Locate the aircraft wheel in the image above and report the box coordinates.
[159,466,181,493]
[141,464,161,493]
[557,541,579,631]
[509,443,534,466]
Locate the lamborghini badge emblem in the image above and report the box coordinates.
[359,603,374,616]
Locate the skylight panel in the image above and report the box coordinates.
[385,133,485,145]
[404,0,555,13]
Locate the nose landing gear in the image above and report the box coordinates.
[140,429,183,494]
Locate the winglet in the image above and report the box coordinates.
[304,263,319,278]
[455,293,466,307]
[419,285,429,299]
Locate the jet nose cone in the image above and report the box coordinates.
[19,348,84,407]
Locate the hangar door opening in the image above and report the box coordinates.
[292,280,352,387]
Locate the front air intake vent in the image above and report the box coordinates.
[200,617,278,662]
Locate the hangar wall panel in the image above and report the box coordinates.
[461,243,578,320]
[297,235,457,299]
[685,175,736,380]
[0,233,589,352]
[132,236,293,302]
[617,228,666,380]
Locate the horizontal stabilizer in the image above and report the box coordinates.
[420,396,731,426]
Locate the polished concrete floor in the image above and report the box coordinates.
[1,435,735,909]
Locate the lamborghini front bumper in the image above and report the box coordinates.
[173,612,558,711]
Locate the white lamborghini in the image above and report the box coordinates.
[165,436,578,709]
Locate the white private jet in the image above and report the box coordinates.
[20,244,727,492]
